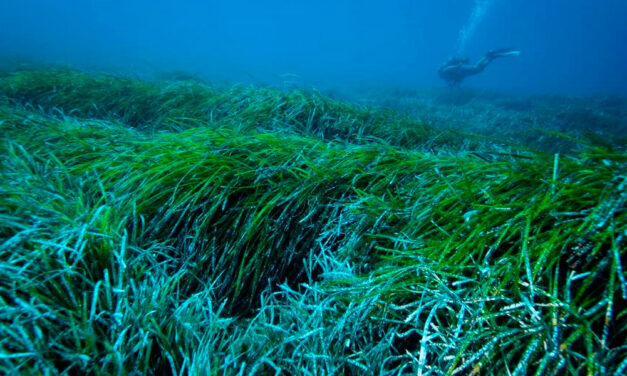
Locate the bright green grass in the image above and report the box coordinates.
[0,69,625,375]
[0,69,467,149]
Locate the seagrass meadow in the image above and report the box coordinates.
[0,68,625,375]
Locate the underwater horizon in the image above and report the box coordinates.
[1,0,627,95]
[1,1,626,375]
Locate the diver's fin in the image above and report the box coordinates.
[489,48,521,58]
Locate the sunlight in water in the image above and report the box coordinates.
[456,0,496,55]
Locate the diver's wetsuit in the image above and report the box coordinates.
[438,48,520,86]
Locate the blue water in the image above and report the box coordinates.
[1,0,625,95]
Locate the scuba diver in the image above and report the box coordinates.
[438,48,520,86]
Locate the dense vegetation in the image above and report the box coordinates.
[0,69,625,375]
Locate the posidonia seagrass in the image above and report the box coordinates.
[1,68,625,375]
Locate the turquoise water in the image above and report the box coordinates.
[1,3,626,374]
[1,0,626,95]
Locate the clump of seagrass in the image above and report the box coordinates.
[0,68,624,375]
[0,69,468,149]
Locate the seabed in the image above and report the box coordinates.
[0,68,625,375]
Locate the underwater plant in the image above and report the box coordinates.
[0,68,624,375]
